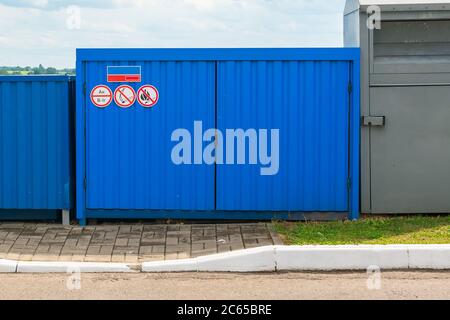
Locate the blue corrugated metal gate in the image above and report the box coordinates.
[217,61,350,211]
[77,49,360,224]
[85,61,216,210]
[0,76,74,219]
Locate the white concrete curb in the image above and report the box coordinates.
[275,245,411,271]
[142,245,450,272]
[407,245,450,269]
[0,259,17,273]
[15,261,135,273]
[197,246,275,272]
[2,245,449,273]
[142,246,276,273]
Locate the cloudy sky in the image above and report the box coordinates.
[0,0,347,68]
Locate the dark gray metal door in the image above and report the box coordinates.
[370,85,450,213]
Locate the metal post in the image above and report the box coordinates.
[79,218,87,227]
[62,209,71,226]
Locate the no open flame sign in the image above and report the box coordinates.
[137,85,159,108]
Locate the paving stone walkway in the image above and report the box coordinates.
[0,223,283,263]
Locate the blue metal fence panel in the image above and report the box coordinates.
[85,61,215,210]
[0,209,60,221]
[76,48,360,223]
[217,60,350,211]
[0,76,74,210]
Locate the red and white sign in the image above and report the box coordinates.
[137,85,159,108]
[90,85,112,108]
[114,85,136,108]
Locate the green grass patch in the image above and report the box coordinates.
[273,215,450,245]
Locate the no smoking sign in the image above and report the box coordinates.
[114,85,136,108]
[137,85,159,108]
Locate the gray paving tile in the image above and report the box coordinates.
[0,222,281,262]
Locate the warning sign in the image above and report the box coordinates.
[90,85,112,108]
[137,85,159,108]
[114,85,136,108]
[107,66,141,83]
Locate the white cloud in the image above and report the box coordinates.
[0,0,347,68]
[182,0,239,12]
[0,0,146,9]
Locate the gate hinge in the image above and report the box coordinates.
[83,82,87,96]
[348,81,353,94]
[84,177,87,190]
[347,178,352,190]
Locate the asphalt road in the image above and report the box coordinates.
[0,271,448,300]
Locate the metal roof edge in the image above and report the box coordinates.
[76,48,360,62]
[345,0,450,14]
[0,75,73,82]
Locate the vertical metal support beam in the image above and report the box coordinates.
[349,53,361,221]
[62,209,70,226]
[76,56,86,225]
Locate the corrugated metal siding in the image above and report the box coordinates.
[85,61,215,210]
[217,61,350,211]
[77,48,360,221]
[0,77,73,209]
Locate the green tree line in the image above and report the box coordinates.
[0,64,75,75]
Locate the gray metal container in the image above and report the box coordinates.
[344,0,450,214]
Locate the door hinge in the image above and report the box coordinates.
[84,177,87,190]
[348,81,353,94]
[347,178,352,190]
[83,82,87,96]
